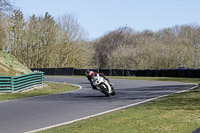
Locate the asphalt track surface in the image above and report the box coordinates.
[0,76,197,133]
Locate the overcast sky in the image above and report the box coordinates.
[14,0,200,39]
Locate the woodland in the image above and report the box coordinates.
[1,0,200,69]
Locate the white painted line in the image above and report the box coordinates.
[45,81,83,94]
[26,83,198,133]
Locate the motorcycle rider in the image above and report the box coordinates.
[85,70,113,90]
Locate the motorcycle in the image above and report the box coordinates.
[91,74,115,97]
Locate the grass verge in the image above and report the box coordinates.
[38,77,200,133]
[108,76,200,83]
[0,82,79,101]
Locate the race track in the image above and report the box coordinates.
[0,76,196,133]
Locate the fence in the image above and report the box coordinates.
[31,68,200,78]
[0,72,44,93]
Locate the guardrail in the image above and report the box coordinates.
[31,68,200,78]
[0,72,44,93]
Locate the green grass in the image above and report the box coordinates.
[0,82,79,101]
[0,52,32,76]
[38,77,200,133]
[109,76,200,83]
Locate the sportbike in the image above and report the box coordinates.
[91,74,115,97]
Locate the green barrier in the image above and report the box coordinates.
[0,72,44,93]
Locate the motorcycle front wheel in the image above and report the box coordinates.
[100,84,110,97]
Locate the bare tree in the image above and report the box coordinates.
[108,45,138,69]
[93,26,135,68]
[55,13,89,68]
[0,0,13,13]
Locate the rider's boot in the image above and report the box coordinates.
[92,85,97,90]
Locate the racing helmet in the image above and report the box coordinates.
[89,71,95,77]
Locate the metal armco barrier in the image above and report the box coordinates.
[31,68,200,78]
[0,72,44,93]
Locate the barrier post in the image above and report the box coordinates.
[11,77,14,92]
[42,72,44,85]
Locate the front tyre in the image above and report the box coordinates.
[100,84,110,97]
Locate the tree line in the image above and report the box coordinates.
[1,0,200,69]
[0,2,91,68]
[93,25,200,69]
